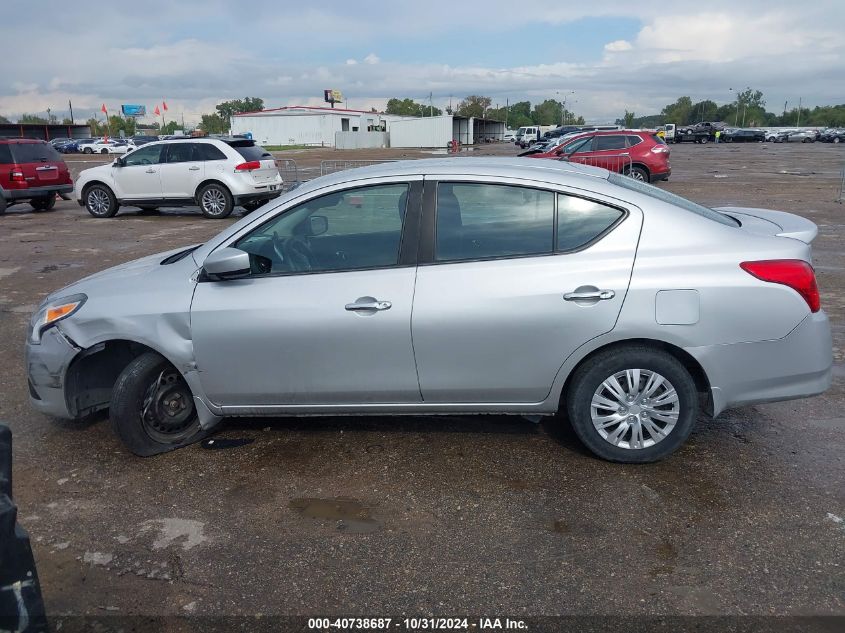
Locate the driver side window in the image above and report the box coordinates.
[235,183,410,275]
[123,144,163,166]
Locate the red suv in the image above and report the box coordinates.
[0,139,73,214]
[525,130,670,182]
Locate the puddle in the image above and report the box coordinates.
[290,497,380,534]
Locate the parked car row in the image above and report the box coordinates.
[1,137,282,217]
[51,135,163,154]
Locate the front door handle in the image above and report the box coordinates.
[345,298,392,312]
[564,289,615,301]
[145,168,156,174]
[188,166,201,171]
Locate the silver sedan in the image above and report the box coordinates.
[26,158,832,462]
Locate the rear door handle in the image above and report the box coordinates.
[145,168,156,174]
[564,290,615,301]
[345,299,392,312]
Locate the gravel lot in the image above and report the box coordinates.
[1,142,843,628]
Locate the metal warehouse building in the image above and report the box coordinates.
[230,106,401,147]
[231,106,506,148]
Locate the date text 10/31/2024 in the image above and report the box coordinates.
[307,618,528,630]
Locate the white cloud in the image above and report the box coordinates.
[346,59,358,65]
[364,53,380,65]
[604,40,633,53]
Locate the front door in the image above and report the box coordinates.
[113,143,164,199]
[190,179,422,407]
[412,179,642,403]
[159,142,204,199]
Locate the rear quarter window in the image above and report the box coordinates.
[557,194,625,251]
[230,142,273,161]
[196,143,228,161]
[0,145,12,164]
[10,143,62,163]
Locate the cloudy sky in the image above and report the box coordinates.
[1,0,843,125]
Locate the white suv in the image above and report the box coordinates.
[75,138,283,218]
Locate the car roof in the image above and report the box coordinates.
[294,157,612,194]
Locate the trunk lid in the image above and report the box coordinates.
[715,207,818,244]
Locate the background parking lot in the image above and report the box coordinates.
[0,143,843,621]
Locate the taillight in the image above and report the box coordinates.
[234,161,261,172]
[9,165,25,183]
[740,260,820,312]
[650,145,669,153]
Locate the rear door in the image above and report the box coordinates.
[583,134,630,172]
[159,142,204,199]
[10,142,68,187]
[411,177,642,404]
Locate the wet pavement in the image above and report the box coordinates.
[0,142,843,623]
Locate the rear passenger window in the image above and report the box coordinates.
[557,194,624,251]
[197,143,227,161]
[166,143,197,163]
[0,145,12,164]
[436,183,554,261]
[594,135,627,150]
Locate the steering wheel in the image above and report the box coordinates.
[271,231,312,272]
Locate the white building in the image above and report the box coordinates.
[230,106,506,148]
[230,106,401,147]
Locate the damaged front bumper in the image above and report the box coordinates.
[25,326,79,420]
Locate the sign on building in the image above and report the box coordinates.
[121,104,146,117]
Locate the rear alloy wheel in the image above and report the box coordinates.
[30,195,56,211]
[101,148,109,154]
[84,147,93,154]
[566,347,698,463]
[625,166,649,182]
[84,184,119,218]
[834,137,841,144]
[198,183,234,219]
[110,352,206,456]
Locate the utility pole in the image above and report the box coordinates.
[796,97,802,127]
[505,98,508,130]
[68,100,74,124]
[429,92,433,117]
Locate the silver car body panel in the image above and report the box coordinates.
[26,158,833,427]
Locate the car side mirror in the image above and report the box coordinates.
[309,215,328,236]
[114,157,125,167]
[202,247,252,281]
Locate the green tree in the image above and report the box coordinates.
[0,114,9,124]
[623,110,636,128]
[385,98,442,117]
[18,113,49,124]
[61,117,73,125]
[161,121,182,135]
[532,99,563,125]
[456,95,492,119]
[660,96,693,125]
[215,97,265,130]
[689,100,719,123]
[199,113,228,134]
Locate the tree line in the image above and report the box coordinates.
[620,89,845,128]
[386,95,585,128]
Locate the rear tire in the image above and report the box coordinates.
[625,166,649,182]
[110,352,206,457]
[0,196,6,215]
[84,147,93,154]
[198,183,234,219]
[84,184,119,218]
[565,346,699,463]
[30,195,56,211]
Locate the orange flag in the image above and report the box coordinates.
[100,103,107,114]
[153,105,161,116]
[162,99,168,112]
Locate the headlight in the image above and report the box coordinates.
[28,294,87,344]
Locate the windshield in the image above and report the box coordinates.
[607,173,739,227]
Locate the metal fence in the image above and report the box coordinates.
[563,153,635,177]
[838,161,845,203]
[274,158,301,191]
[320,159,397,177]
